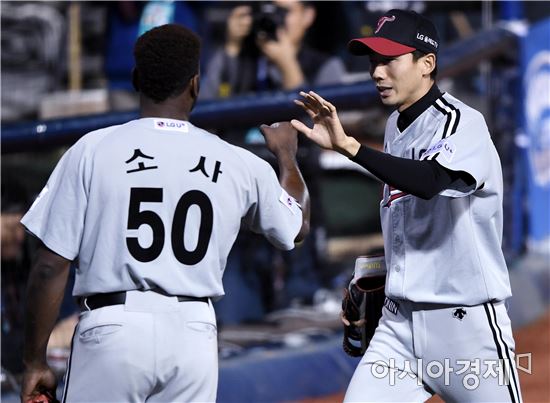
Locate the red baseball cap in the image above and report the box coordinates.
[348,9,440,57]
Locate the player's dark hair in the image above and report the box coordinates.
[412,50,437,79]
[133,24,201,102]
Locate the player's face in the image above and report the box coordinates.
[369,52,429,112]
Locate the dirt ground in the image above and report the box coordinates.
[302,309,550,403]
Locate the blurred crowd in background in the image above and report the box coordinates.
[4,0,548,122]
[2,0,549,388]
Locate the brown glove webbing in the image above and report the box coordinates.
[342,284,385,357]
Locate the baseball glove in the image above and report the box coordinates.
[342,255,386,357]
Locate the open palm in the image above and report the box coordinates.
[291,91,349,153]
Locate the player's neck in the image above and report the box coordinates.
[398,79,435,113]
[139,96,192,121]
[397,83,441,132]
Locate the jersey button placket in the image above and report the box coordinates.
[393,203,405,296]
[393,235,402,254]
[388,208,401,294]
[392,207,399,233]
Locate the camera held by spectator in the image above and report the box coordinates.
[252,3,287,41]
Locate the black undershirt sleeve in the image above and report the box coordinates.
[350,145,473,199]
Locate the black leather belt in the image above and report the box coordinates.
[79,291,209,311]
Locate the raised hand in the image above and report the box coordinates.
[259,121,299,158]
[291,91,360,157]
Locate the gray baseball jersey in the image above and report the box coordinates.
[346,91,522,403]
[21,118,302,298]
[380,92,512,305]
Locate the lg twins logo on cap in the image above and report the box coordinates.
[416,33,439,48]
[154,119,189,132]
[375,15,396,34]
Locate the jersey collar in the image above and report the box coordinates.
[397,84,442,132]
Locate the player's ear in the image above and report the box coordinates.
[131,67,140,92]
[422,53,436,77]
[190,74,200,100]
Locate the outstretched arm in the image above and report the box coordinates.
[291,91,472,199]
[21,244,71,403]
[260,122,310,242]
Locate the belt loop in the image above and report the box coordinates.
[83,297,91,311]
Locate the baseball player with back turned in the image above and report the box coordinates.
[20,24,310,403]
[291,9,522,402]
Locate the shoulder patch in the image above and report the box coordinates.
[279,189,300,214]
[422,138,456,162]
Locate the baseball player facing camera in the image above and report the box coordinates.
[20,24,310,403]
[292,9,522,403]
